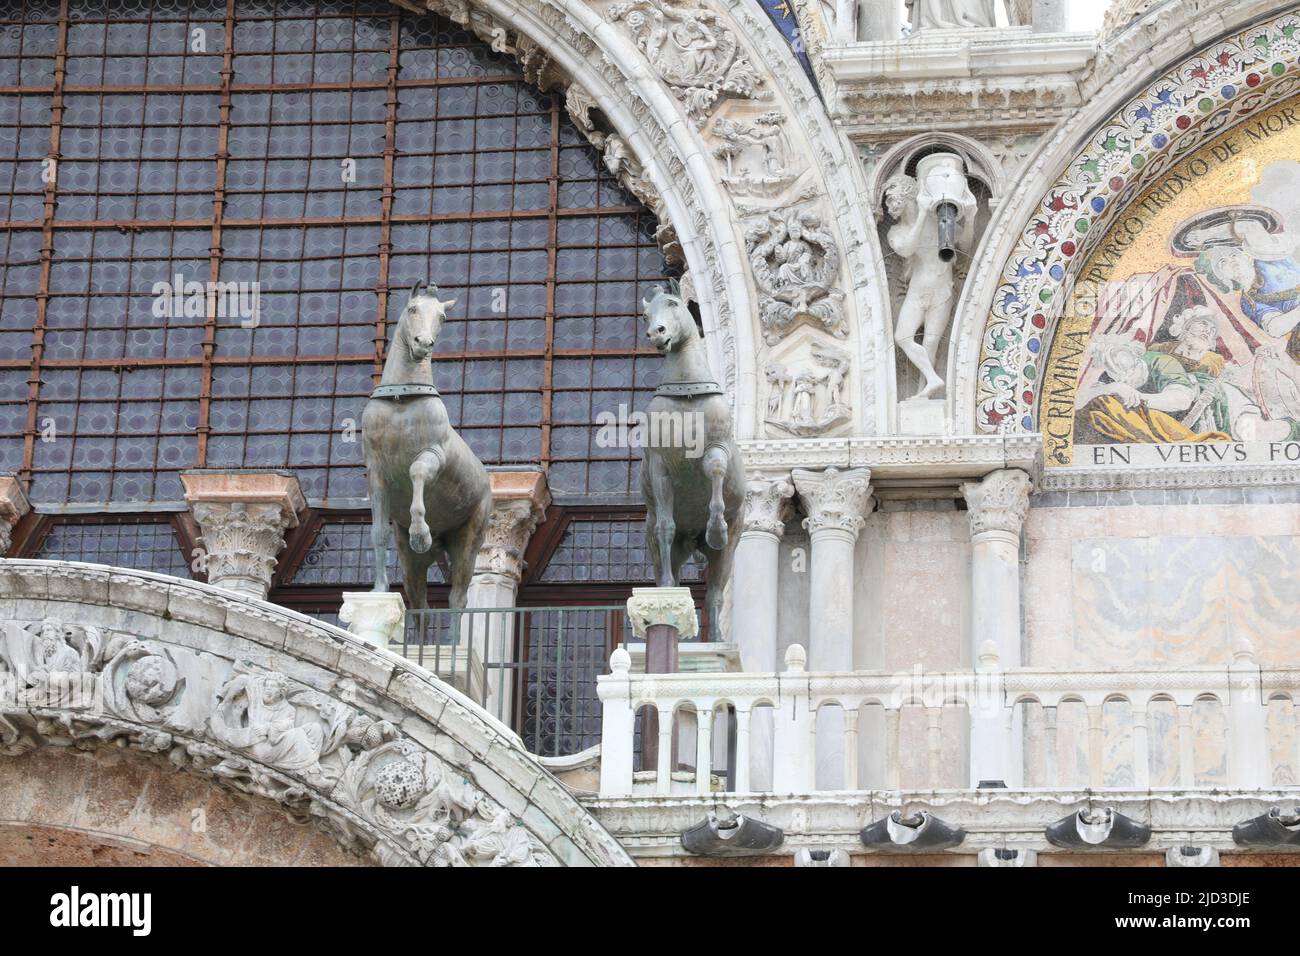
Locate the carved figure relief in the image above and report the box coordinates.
[746,207,846,345]
[608,0,767,126]
[762,341,852,437]
[711,111,801,198]
[883,152,978,399]
[0,614,551,866]
[338,738,551,867]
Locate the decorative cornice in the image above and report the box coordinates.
[792,466,873,538]
[961,468,1032,537]
[742,434,1042,482]
[1038,462,1300,493]
[742,477,795,536]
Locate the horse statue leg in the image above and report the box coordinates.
[368,473,390,592]
[443,494,490,609]
[394,525,431,609]
[703,442,730,551]
[407,446,445,554]
[644,455,677,588]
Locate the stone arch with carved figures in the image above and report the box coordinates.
[0,561,633,867]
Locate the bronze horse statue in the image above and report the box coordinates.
[639,282,745,637]
[362,282,493,608]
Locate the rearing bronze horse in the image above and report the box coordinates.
[362,282,492,608]
[639,282,745,637]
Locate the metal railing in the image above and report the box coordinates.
[394,605,632,758]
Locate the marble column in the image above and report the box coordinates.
[466,471,549,723]
[732,476,794,790]
[961,469,1031,788]
[960,469,1032,667]
[791,467,873,790]
[0,474,31,556]
[181,470,304,601]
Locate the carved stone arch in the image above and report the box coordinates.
[397,0,889,438]
[399,0,760,433]
[0,561,634,867]
[949,0,1300,433]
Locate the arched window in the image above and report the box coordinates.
[2,0,701,612]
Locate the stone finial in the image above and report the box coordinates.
[475,471,550,582]
[742,476,795,537]
[961,468,1032,539]
[784,643,807,672]
[792,467,873,539]
[0,474,31,556]
[626,586,698,641]
[609,645,632,676]
[339,590,408,649]
[181,470,305,600]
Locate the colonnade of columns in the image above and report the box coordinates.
[732,465,1034,790]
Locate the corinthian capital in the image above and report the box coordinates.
[743,477,795,537]
[475,471,550,582]
[962,469,1032,538]
[792,467,873,539]
[0,474,31,556]
[182,471,305,600]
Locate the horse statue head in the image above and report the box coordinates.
[401,281,457,362]
[642,279,702,355]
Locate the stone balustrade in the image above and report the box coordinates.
[596,639,1300,798]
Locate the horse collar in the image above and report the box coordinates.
[371,384,440,400]
[655,381,723,398]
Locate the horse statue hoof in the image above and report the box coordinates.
[409,524,433,554]
[706,513,728,551]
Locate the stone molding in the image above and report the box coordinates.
[181,471,305,601]
[0,560,633,868]
[0,475,30,556]
[626,586,699,641]
[1038,462,1300,492]
[741,477,796,536]
[961,468,1032,538]
[792,467,873,538]
[743,434,1042,483]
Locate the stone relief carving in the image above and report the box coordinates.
[338,739,548,867]
[711,111,802,198]
[961,468,1032,537]
[745,205,847,345]
[607,0,768,127]
[0,614,554,867]
[884,152,978,399]
[906,0,997,32]
[763,341,852,437]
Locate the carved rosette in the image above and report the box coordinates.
[742,477,795,537]
[962,469,1032,539]
[190,501,296,600]
[792,467,873,539]
[626,586,699,641]
[0,474,30,556]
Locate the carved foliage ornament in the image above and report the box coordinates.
[608,0,768,127]
[961,469,1032,537]
[742,478,795,536]
[0,616,555,867]
[792,467,873,537]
